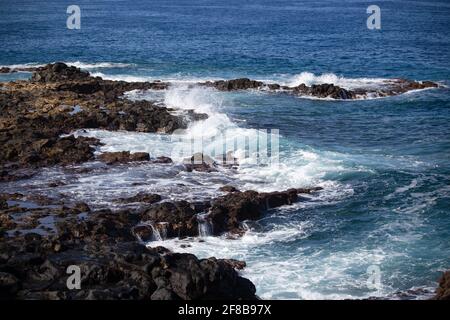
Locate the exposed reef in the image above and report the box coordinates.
[0,63,204,171]
[202,77,439,99]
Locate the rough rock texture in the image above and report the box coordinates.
[219,185,239,193]
[0,235,256,300]
[0,67,15,74]
[184,153,218,173]
[0,63,206,170]
[99,151,150,165]
[200,77,439,100]
[209,188,322,235]
[31,62,90,83]
[141,201,199,238]
[293,83,354,99]
[0,198,257,300]
[138,187,322,239]
[117,193,162,204]
[205,78,264,91]
[433,271,450,300]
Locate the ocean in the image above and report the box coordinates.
[1,0,449,299]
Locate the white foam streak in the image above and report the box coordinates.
[65,61,134,69]
[280,71,389,90]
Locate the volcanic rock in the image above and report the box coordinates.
[433,271,450,300]
[98,151,150,165]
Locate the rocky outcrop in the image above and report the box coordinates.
[138,187,322,239]
[433,271,450,300]
[0,234,256,300]
[184,153,218,173]
[200,77,439,100]
[293,83,354,99]
[205,78,264,91]
[31,62,90,83]
[98,151,150,165]
[0,63,206,170]
[140,201,199,238]
[0,67,15,74]
[0,195,257,300]
[1,134,101,169]
[117,193,162,204]
[209,188,315,235]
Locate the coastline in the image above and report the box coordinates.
[0,63,448,300]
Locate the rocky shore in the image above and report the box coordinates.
[0,63,446,300]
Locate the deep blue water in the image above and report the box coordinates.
[1,0,450,299]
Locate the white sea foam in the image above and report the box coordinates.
[0,61,133,71]
[0,62,45,70]
[91,72,220,84]
[147,222,395,299]
[277,72,390,90]
[65,61,135,69]
[6,78,434,299]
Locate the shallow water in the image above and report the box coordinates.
[1,0,450,299]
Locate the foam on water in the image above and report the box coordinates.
[2,80,439,300]
[90,71,220,84]
[0,61,133,71]
[278,72,390,90]
[65,61,135,69]
[0,62,45,69]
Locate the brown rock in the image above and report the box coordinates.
[98,151,150,165]
[433,271,450,300]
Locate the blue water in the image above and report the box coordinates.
[1,0,450,299]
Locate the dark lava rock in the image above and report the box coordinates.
[0,67,15,74]
[184,153,218,173]
[219,185,239,193]
[151,156,173,164]
[118,193,162,204]
[31,62,90,83]
[293,83,354,99]
[141,201,198,238]
[161,254,256,300]
[222,259,247,270]
[199,76,439,100]
[99,151,150,165]
[0,63,203,169]
[138,187,322,239]
[132,224,155,242]
[0,199,7,210]
[0,224,257,300]
[209,190,262,235]
[205,78,264,91]
[433,271,450,300]
[0,272,20,298]
[209,188,320,235]
[1,134,99,168]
